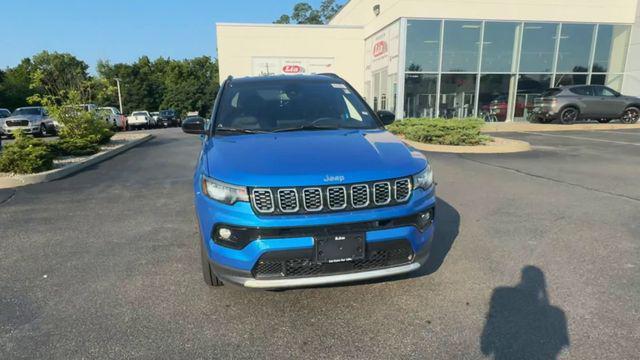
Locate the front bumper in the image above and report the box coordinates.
[195,183,436,288]
[3,126,39,134]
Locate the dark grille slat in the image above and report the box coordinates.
[395,179,411,202]
[277,189,299,213]
[373,182,391,205]
[252,189,274,213]
[350,184,369,208]
[6,120,29,127]
[302,188,323,211]
[327,186,347,210]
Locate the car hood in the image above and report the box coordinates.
[205,129,428,187]
[5,115,41,122]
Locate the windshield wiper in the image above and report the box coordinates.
[271,124,342,133]
[215,127,268,134]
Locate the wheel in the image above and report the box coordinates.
[597,118,612,124]
[38,124,48,137]
[559,107,579,124]
[199,231,223,287]
[621,106,640,124]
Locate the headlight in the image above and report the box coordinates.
[201,175,249,205]
[413,164,433,190]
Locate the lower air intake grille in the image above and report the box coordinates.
[252,239,414,279]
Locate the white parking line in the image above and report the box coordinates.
[524,131,640,146]
[597,130,640,136]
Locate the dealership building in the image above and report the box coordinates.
[216,0,640,121]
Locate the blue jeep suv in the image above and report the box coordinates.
[183,74,436,289]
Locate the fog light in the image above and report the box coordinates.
[417,209,434,229]
[218,227,232,240]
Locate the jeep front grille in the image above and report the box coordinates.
[250,177,412,215]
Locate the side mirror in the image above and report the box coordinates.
[377,110,396,125]
[182,117,205,135]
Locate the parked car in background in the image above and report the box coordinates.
[128,111,154,130]
[151,112,160,123]
[97,107,126,130]
[0,108,11,137]
[157,109,181,127]
[530,85,640,124]
[2,107,56,137]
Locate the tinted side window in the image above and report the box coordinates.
[570,87,592,96]
[593,86,617,97]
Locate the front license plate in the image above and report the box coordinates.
[316,233,365,263]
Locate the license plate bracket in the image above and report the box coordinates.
[315,233,365,264]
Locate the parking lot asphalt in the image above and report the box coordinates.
[1,128,639,359]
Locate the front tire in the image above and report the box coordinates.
[560,107,579,124]
[621,107,640,124]
[200,236,224,287]
[38,124,48,137]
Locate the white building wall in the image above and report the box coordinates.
[216,24,365,92]
[623,3,640,96]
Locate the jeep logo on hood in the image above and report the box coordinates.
[323,175,345,183]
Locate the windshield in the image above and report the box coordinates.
[132,112,147,116]
[160,110,175,116]
[12,108,41,116]
[215,79,379,133]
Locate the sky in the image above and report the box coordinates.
[0,0,329,72]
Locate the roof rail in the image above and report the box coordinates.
[317,73,342,79]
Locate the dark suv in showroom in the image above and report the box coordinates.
[530,85,640,124]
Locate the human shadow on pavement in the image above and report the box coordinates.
[480,266,570,360]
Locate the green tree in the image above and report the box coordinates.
[0,58,37,110]
[29,51,90,99]
[275,1,344,25]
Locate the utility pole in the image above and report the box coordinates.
[114,78,124,114]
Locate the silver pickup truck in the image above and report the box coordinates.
[1,107,57,137]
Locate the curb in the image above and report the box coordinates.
[0,134,153,189]
[482,122,640,133]
[403,136,531,154]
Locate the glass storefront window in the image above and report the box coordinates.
[520,23,558,73]
[591,74,624,91]
[555,74,588,87]
[440,74,477,118]
[477,75,513,122]
[400,19,630,121]
[593,25,631,73]
[404,74,438,118]
[481,22,520,73]
[514,74,551,120]
[406,20,441,72]
[556,24,594,73]
[442,21,481,72]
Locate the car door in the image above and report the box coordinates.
[591,86,627,118]
[568,86,596,117]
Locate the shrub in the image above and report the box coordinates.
[0,132,55,174]
[49,138,100,157]
[31,90,114,145]
[388,118,491,146]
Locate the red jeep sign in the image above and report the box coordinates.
[373,40,388,58]
[282,64,304,74]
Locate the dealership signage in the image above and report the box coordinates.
[252,57,335,76]
[373,40,388,58]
